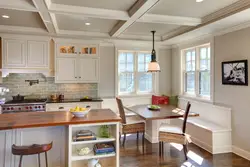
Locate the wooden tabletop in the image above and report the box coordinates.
[0,109,121,130]
[125,104,199,120]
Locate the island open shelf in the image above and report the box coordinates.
[68,122,120,167]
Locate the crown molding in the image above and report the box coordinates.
[0,25,48,34]
[0,0,38,12]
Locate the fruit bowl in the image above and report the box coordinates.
[70,107,91,118]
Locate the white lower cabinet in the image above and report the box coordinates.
[46,102,102,112]
[0,127,66,167]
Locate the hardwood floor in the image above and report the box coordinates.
[118,134,250,167]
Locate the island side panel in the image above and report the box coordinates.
[0,126,67,167]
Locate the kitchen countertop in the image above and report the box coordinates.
[46,98,103,103]
[0,109,121,130]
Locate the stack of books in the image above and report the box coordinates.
[73,130,96,142]
[94,142,115,155]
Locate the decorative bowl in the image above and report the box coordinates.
[70,108,91,118]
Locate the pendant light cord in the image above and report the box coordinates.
[151,31,156,62]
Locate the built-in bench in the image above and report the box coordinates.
[171,97,232,154]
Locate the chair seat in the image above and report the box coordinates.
[126,115,145,125]
[12,142,53,155]
[159,124,183,134]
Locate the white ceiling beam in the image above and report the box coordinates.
[32,0,55,34]
[57,30,110,38]
[0,0,38,12]
[49,3,129,21]
[47,2,201,26]
[50,13,59,33]
[110,0,160,37]
[139,14,201,26]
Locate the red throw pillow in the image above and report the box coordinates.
[152,95,169,105]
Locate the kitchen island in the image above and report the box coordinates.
[0,109,121,167]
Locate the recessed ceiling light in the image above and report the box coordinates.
[196,0,204,2]
[85,22,91,26]
[2,15,10,19]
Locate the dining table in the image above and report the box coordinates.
[124,104,199,143]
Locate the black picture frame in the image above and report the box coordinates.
[221,60,248,86]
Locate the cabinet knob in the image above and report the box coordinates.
[74,52,77,54]
[75,77,77,78]
[79,77,81,78]
[79,52,81,54]
[59,107,64,109]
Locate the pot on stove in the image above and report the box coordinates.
[12,94,25,101]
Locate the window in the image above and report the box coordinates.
[182,44,211,99]
[117,51,155,96]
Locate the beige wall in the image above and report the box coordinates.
[99,46,172,98]
[214,27,250,151]
[171,27,250,152]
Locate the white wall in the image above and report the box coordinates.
[99,46,172,98]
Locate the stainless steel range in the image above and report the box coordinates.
[1,99,47,114]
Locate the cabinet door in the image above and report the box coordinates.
[55,58,78,83]
[78,57,99,83]
[3,39,26,68]
[27,40,48,68]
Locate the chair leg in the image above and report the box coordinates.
[123,133,126,147]
[142,132,145,148]
[183,144,188,160]
[19,155,23,167]
[137,131,139,140]
[38,153,41,167]
[159,142,162,156]
[45,151,48,167]
[161,142,164,156]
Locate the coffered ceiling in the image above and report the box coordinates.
[0,0,250,45]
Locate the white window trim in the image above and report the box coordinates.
[115,49,159,97]
[181,43,214,102]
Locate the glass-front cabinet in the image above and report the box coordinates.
[58,44,98,56]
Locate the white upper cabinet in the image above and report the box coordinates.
[2,37,49,69]
[79,57,99,83]
[3,39,26,68]
[55,57,77,83]
[55,42,100,83]
[27,40,48,68]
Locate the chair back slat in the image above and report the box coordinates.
[116,97,126,124]
[182,102,191,134]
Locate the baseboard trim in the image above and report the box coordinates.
[191,136,213,153]
[232,146,250,161]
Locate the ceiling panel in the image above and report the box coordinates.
[52,0,137,11]
[56,14,118,33]
[149,0,240,18]
[0,9,46,28]
[124,22,182,36]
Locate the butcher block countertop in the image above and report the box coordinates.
[0,109,121,130]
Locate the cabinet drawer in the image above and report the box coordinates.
[46,102,101,112]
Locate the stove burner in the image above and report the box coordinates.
[1,99,47,114]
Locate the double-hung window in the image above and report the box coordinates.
[183,43,211,99]
[117,50,155,96]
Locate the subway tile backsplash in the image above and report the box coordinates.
[1,73,98,101]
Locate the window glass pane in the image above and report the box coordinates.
[186,51,191,61]
[138,73,153,92]
[138,53,145,72]
[208,47,211,59]
[185,72,195,93]
[200,48,207,59]
[200,59,208,70]
[186,62,192,71]
[192,51,195,71]
[145,54,151,70]
[126,53,134,72]
[119,73,134,93]
[119,53,126,63]
[199,71,210,96]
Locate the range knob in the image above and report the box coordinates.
[38,106,41,108]
[25,107,28,110]
[11,107,14,110]
[7,108,10,110]
[35,106,37,109]
[19,108,21,110]
[30,106,32,109]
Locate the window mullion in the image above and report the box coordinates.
[195,48,200,97]
[134,52,138,95]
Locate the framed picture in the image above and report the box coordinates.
[222,60,248,86]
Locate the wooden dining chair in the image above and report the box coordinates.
[116,97,145,148]
[158,102,191,160]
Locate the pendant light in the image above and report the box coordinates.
[147,31,160,72]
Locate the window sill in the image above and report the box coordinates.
[117,94,153,99]
[179,94,213,104]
